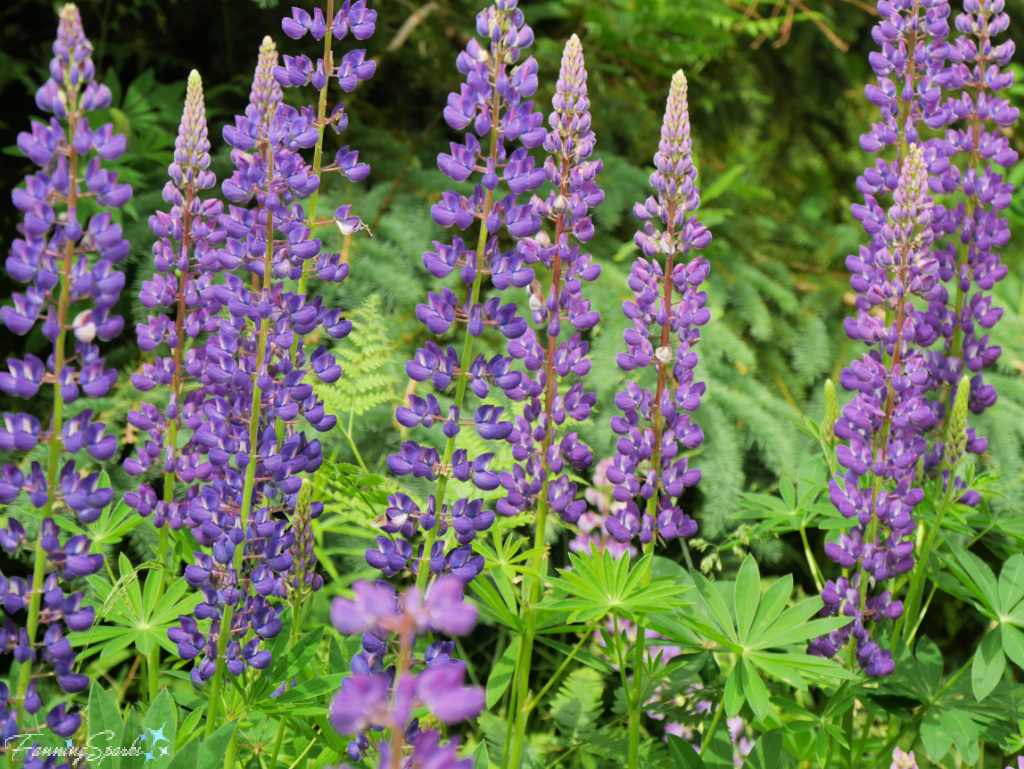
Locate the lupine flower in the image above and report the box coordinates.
[383,0,546,585]
[2,2,126,744]
[124,70,225,533]
[330,579,483,768]
[166,8,374,688]
[0,517,103,745]
[497,33,602,525]
[812,145,943,676]
[891,748,918,769]
[605,71,710,547]
[923,0,1017,457]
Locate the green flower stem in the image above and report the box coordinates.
[12,95,80,732]
[699,697,725,758]
[505,158,570,769]
[207,150,276,740]
[268,606,306,768]
[800,524,825,594]
[504,505,549,769]
[627,550,655,769]
[892,479,956,644]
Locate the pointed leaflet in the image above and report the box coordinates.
[87,682,123,769]
[734,556,760,644]
[486,638,519,708]
[971,627,1005,703]
[741,656,770,721]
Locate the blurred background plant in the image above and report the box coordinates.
[2,0,1024,752]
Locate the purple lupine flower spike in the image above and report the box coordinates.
[384,0,543,589]
[2,2,125,743]
[498,33,601,524]
[812,146,938,677]
[606,71,710,547]
[125,70,225,532]
[167,6,375,693]
[924,0,1017,460]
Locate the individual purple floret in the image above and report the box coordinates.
[2,2,127,745]
[498,33,601,524]
[329,579,482,768]
[384,0,546,590]
[605,71,710,547]
[124,70,225,539]
[165,16,374,704]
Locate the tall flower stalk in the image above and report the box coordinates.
[159,17,374,742]
[605,70,710,768]
[124,69,224,702]
[502,33,602,769]
[1,2,128,751]
[896,0,1018,641]
[384,0,544,591]
[810,0,952,676]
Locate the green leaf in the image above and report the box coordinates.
[1001,623,1024,669]
[724,665,744,718]
[271,625,324,685]
[141,689,177,769]
[971,627,1005,703]
[166,738,199,769]
[87,683,124,769]
[667,734,705,769]
[999,554,1024,617]
[743,731,783,769]
[915,636,944,696]
[549,668,603,739]
[949,545,1000,615]
[747,575,793,644]
[941,709,980,765]
[919,709,952,764]
[198,722,238,769]
[486,639,519,709]
[470,741,489,769]
[741,656,769,722]
[752,598,846,649]
[734,556,760,644]
[692,572,737,644]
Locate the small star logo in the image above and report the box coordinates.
[142,723,172,762]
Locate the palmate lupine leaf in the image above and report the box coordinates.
[545,550,693,624]
[69,554,201,661]
[650,557,853,722]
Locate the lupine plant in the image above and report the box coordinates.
[2,2,1023,769]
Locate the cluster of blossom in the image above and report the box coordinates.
[605,71,710,546]
[330,579,483,768]
[811,0,1016,677]
[497,33,602,524]
[571,458,635,559]
[1,3,128,750]
[891,748,918,769]
[923,0,1017,442]
[383,0,546,584]
[813,143,940,676]
[124,70,223,534]
[0,518,103,747]
[162,1,376,688]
